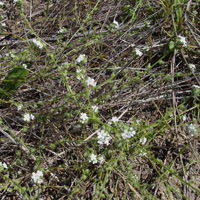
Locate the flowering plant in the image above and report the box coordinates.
[97,130,112,145]
[32,38,44,49]
[76,54,87,64]
[31,170,43,184]
[23,113,35,122]
[80,113,88,124]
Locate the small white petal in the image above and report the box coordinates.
[98,156,104,164]
[22,64,27,69]
[188,124,197,136]
[17,105,23,111]
[189,64,196,72]
[92,105,98,113]
[80,113,88,124]
[76,54,86,63]
[86,77,96,88]
[113,20,119,28]
[135,48,143,56]
[90,154,97,164]
[140,137,147,145]
[178,36,187,47]
[111,116,118,123]
[182,115,187,121]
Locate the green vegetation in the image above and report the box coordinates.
[0,0,199,199]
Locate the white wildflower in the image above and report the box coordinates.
[1,22,6,27]
[178,35,187,47]
[92,105,98,113]
[23,113,35,122]
[135,48,143,56]
[58,27,67,34]
[189,64,196,72]
[0,2,4,6]
[121,129,136,139]
[98,155,104,164]
[76,67,82,74]
[80,113,88,124]
[97,130,112,146]
[22,64,27,69]
[17,104,23,111]
[90,154,97,164]
[0,162,8,169]
[140,137,147,145]
[111,116,118,123]
[32,38,44,49]
[76,54,86,64]
[182,115,187,122]
[188,124,197,136]
[86,77,96,88]
[31,170,43,184]
[136,120,140,124]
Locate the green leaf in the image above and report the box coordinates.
[0,66,29,99]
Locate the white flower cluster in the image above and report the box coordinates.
[31,170,43,184]
[178,35,187,47]
[75,55,97,89]
[58,27,67,34]
[90,154,104,164]
[0,162,8,169]
[0,2,4,6]
[80,113,88,124]
[108,116,118,125]
[134,48,143,56]
[76,68,82,74]
[121,127,136,139]
[86,77,96,88]
[189,64,196,72]
[23,113,35,122]
[76,54,86,64]
[32,38,44,49]
[188,124,197,136]
[97,130,112,145]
